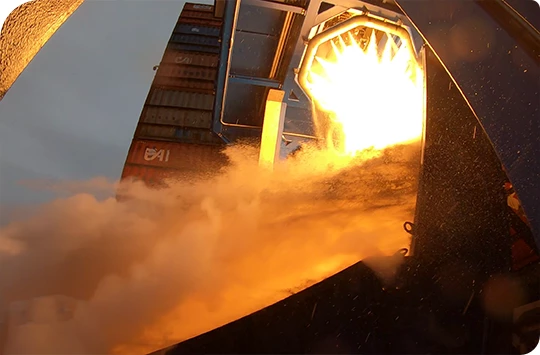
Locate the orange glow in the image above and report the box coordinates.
[308,29,424,157]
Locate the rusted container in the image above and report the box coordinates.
[171,126,224,144]
[174,23,221,37]
[135,124,224,144]
[118,1,229,193]
[121,163,220,190]
[183,3,214,12]
[181,10,217,20]
[120,163,225,194]
[146,88,215,110]
[136,124,177,140]
[177,17,222,28]
[156,63,217,81]
[121,163,175,188]
[125,139,227,171]
[152,77,215,93]
[170,33,220,48]
[166,42,220,54]
[140,106,213,128]
[161,50,219,67]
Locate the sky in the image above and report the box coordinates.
[0,0,211,209]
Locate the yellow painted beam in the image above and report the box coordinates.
[259,89,286,170]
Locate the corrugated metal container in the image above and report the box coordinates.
[177,17,222,28]
[136,124,177,139]
[161,50,219,67]
[121,163,174,188]
[125,139,227,170]
[146,89,215,110]
[170,34,220,48]
[152,77,215,93]
[156,63,217,81]
[183,3,214,12]
[118,1,229,193]
[120,163,225,192]
[166,43,220,54]
[121,163,219,189]
[174,23,221,37]
[136,124,223,144]
[140,106,213,128]
[172,126,223,144]
[181,10,217,20]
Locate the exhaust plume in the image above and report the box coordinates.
[0,142,420,354]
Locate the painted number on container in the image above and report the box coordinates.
[144,147,170,162]
[175,56,193,64]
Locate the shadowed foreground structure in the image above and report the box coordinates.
[0,0,83,100]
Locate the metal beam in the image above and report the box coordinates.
[228,75,281,88]
[314,5,348,25]
[212,0,241,140]
[259,89,287,170]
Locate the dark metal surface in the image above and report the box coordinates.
[395,0,540,244]
[495,0,540,32]
[412,47,512,273]
[154,256,516,354]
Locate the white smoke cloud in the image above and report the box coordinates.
[0,142,420,354]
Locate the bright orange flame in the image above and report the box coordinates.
[308,29,424,157]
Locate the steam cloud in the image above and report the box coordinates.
[0,142,420,354]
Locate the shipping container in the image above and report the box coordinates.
[136,124,224,144]
[118,1,229,194]
[136,124,177,140]
[181,10,218,20]
[119,163,224,194]
[171,126,223,144]
[140,106,213,128]
[166,42,220,55]
[156,63,217,81]
[174,23,221,37]
[125,139,227,171]
[152,77,215,93]
[170,33,220,48]
[183,3,214,12]
[161,50,219,67]
[121,163,174,188]
[146,88,215,110]
[177,16,222,28]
